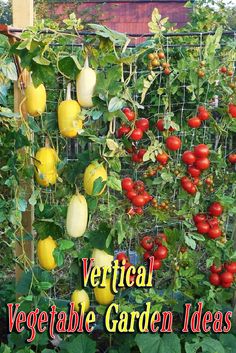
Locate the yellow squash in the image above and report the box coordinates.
[58,83,83,138]
[25,83,46,117]
[37,236,57,271]
[34,145,59,187]
[94,278,114,305]
[92,248,114,268]
[71,289,90,312]
[83,162,107,196]
[76,57,96,108]
[66,192,88,238]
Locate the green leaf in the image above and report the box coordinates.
[57,55,81,80]
[53,248,64,267]
[34,220,63,239]
[17,198,27,212]
[38,281,53,291]
[88,24,129,46]
[92,176,106,195]
[219,334,236,352]
[85,222,113,253]
[0,343,11,353]
[33,55,50,66]
[1,62,18,81]
[184,235,196,250]
[107,175,122,191]
[59,239,74,251]
[108,97,124,112]
[136,333,181,353]
[200,337,225,353]
[59,334,96,353]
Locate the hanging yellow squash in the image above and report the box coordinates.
[34,143,59,187]
[94,278,114,305]
[66,192,88,238]
[83,162,107,196]
[76,57,96,108]
[58,83,83,138]
[91,248,114,268]
[37,236,57,271]
[71,289,90,312]
[25,83,46,117]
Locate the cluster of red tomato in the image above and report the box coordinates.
[188,106,210,129]
[228,103,236,118]
[140,233,168,270]
[117,108,149,140]
[220,66,234,77]
[121,178,152,216]
[193,202,224,239]
[180,144,210,195]
[209,262,236,288]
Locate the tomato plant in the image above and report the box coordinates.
[0,2,236,353]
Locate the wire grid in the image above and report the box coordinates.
[32,32,236,304]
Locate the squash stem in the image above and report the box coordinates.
[66,82,72,100]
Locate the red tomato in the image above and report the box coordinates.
[225,262,236,274]
[126,190,137,200]
[156,119,165,131]
[132,195,146,207]
[133,181,145,193]
[198,110,210,121]
[181,178,196,194]
[156,152,169,165]
[188,166,201,177]
[166,136,182,151]
[138,149,147,159]
[195,157,210,170]
[122,177,133,191]
[209,273,220,286]
[194,144,210,158]
[228,103,236,118]
[220,66,227,73]
[130,128,143,141]
[207,226,222,239]
[122,107,135,121]
[193,177,200,185]
[208,202,224,217]
[143,251,152,261]
[140,235,154,251]
[153,258,162,270]
[193,213,207,224]
[221,281,232,288]
[164,68,171,75]
[117,125,130,138]
[116,252,129,263]
[155,233,168,245]
[135,118,149,132]
[210,264,222,273]
[154,245,168,260]
[188,117,202,128]
[182,151,196,165]
[228,154,236,164]
[196,221,210,234]
[198,106,206,113]
[220,271,234,283]
[134,207,143,215]
[132,153,142,163]
[141,191,152,204]
[208,217,219,228]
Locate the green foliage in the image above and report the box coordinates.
[0,1,236,352]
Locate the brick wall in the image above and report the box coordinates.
[52,1,190,41]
